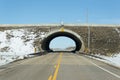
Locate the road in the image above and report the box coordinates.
[0,52,120,80]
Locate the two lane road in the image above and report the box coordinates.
[0,53,120,80]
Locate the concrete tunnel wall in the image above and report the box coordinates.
[41,29,85,52]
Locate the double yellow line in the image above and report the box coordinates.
[48,53,63,80]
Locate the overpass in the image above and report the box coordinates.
[41,28,85,52]
[0,24,120,54]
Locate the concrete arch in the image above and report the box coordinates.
[41,28,85,52]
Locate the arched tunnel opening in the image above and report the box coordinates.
[41,29,85,53]
[49,36,76,51]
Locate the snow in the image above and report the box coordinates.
[40,32,46,39]
[0,32,6,41]
[115,28,120,37]
[12,29,24,37]
[115,28,120,33]
[0,29,39,66]
[99,54,120,67]
[88,53,120,68]
[0,52,16,66]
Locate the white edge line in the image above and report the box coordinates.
[83,57,120,79]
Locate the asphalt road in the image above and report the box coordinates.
[0,52,120,80]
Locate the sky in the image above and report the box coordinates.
[0,0,120,24]
[49,36,75,49]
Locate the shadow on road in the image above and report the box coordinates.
[29,51,77,56]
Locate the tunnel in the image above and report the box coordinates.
[41,28,85,52]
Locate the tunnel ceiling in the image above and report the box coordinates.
[41,29,85,52]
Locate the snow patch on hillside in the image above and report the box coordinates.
[115,28,120,37]
[0,29,43,66]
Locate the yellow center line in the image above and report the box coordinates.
[48,75,52,80]
[52,53,63,80]
[48,53,63,80]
